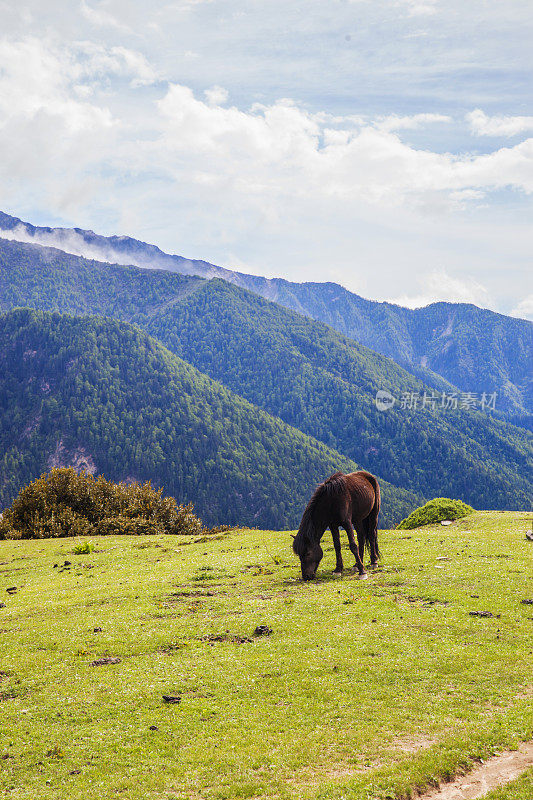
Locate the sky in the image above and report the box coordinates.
[0,0,532,318]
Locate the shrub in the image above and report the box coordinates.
[0,468,205,540]
[94,516,165,537]
[73,540,95,554]
[397,497,474,530]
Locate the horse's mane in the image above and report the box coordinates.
[292,472,346,556]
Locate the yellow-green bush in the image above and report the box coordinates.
[397,497,474,529]
[0,468,204,540]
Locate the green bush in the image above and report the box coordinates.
[397,497,474,529]
[73,540,95,554]
[0,468,205,540]
[94,516,165,537]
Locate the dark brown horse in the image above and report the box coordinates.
[292,471,381,581]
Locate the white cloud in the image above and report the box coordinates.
[0,37,114,132]
[394,0,439,15]
[0,29,531,315]
[510,294,533,321]
[204,85,229,106]
[154,84,533,203]
[376,113,451,132]
[0,223,129,263]
[389,270,493,309]
[467,109,533,138]
[350,0,438,14]
[75,41,160,87]
[80,0,130,32]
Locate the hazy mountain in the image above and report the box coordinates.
[1,238,531,513]
[1,210,530,416]
[0,308,421,528]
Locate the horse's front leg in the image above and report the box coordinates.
[331,526,343,576]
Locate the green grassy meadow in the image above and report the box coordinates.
[1,511,532,800]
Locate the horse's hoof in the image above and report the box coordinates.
[356,572,368,580]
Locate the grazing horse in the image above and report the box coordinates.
[292,471,381,581]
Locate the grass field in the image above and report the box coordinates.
[1,511,532,800]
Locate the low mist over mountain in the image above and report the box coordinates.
[1,211,530,417]
[1,237,531,519]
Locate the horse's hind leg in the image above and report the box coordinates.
[343,520,367,578]
[331,526,344,576]
[363,517,379,568]
[369,531,379,568]
[357,527,366,565]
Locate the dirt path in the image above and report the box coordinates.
[419,742,533,800]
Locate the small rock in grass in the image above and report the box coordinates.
[0,603,5,609]
[92,627,103,632]
[69,770,81,775]
[6,587,17,594]
[162,695,181,704]
[149,725,159,730]
[253,625,272,637]
[520,599,533,605]
[63,561,71,566]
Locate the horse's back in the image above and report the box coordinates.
[345,471,378,521]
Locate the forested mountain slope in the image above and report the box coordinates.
[0,239,531,513]
[144,280,533,510]
[0,309,420,528]
[254,279,533,418]
[1,211,530,415]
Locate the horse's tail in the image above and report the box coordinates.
[360,471,381,560]
[293,472,346,556]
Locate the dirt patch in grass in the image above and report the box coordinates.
[469,611,501,619]
[0,690,19,701]
[395,736,437,754]
[406,595,450,606]
[167,589,218,600]
[418,741,533,800]
[201,633,253,644]
[158,642,189,653]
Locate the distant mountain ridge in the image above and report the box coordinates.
[1,210,530,416]
[1,237,531,515]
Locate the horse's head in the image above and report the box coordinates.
[293,534,323,581]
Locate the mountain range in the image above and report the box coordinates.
[1,210,531,418]
[0,234,531,526]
